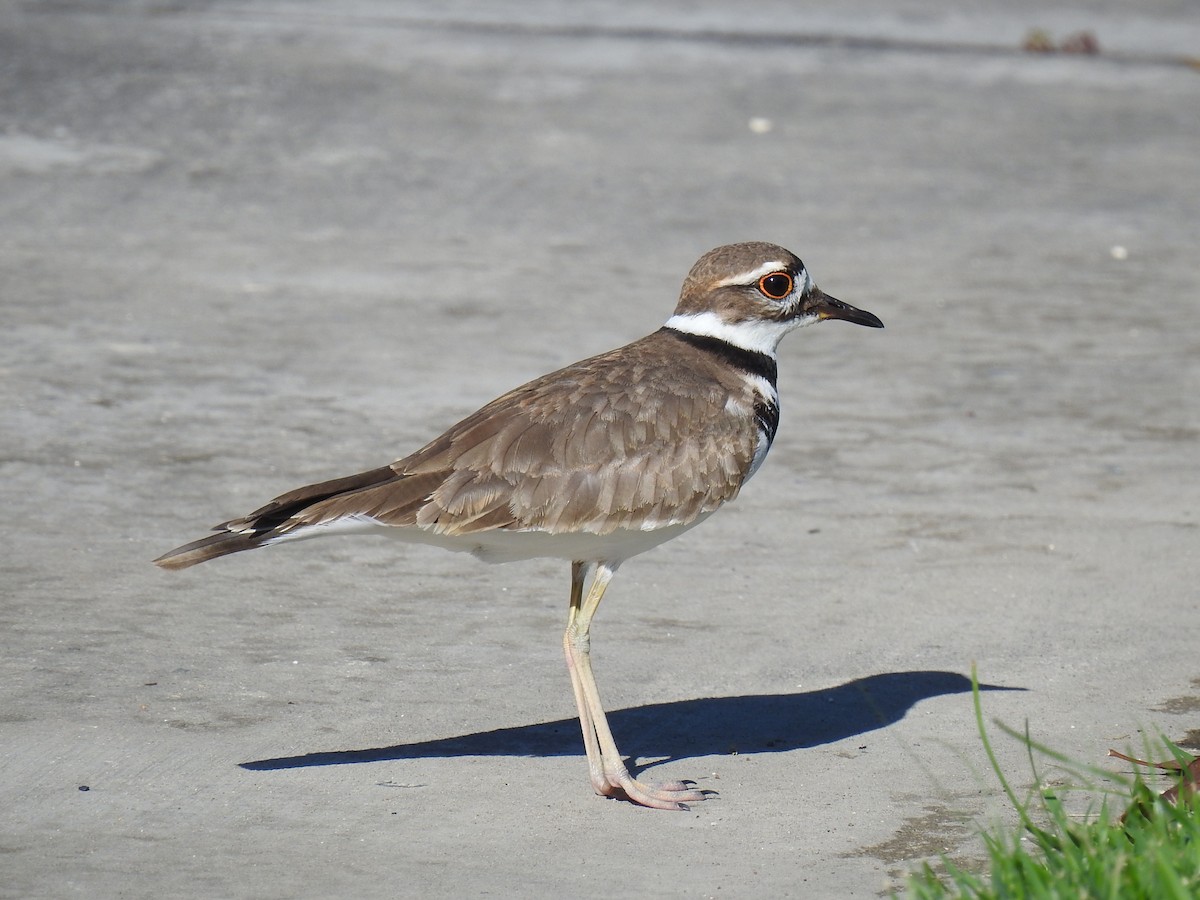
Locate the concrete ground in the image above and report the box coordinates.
[3,2,1198,896]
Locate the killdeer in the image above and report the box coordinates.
[155,242,883,810]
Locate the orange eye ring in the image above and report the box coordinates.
[757,272,793,300]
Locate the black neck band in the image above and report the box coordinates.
[661,327,778,386]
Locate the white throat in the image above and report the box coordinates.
[663,310,809,356]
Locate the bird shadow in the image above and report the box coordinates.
[240,670,1022,771]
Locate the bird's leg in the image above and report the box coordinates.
[564,561,608,796]
[563,561,711,810]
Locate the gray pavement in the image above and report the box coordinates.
[3,2,1199,897]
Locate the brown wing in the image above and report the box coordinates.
[155,331,761,571]
[291,332,759,537]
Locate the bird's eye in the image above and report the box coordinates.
[758,272,793,300]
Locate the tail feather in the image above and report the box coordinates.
[154,530,268,570]
[155,464,403,571]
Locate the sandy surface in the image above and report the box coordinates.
[3,2,1199,897]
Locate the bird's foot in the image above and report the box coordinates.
[595,766,715,811]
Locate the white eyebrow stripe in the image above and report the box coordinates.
[712,260,791,288]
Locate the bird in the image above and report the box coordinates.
[155,241,884,809]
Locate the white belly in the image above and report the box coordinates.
[264,513,715,565]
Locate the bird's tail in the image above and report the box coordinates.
[154,463,403,571]
[153,530,268,570]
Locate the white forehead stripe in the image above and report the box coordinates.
[712,260,791,288]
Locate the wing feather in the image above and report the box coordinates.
[181,332,762,555]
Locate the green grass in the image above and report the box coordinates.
[901,669,1200,899]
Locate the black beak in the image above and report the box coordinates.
[805,288,884,329]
